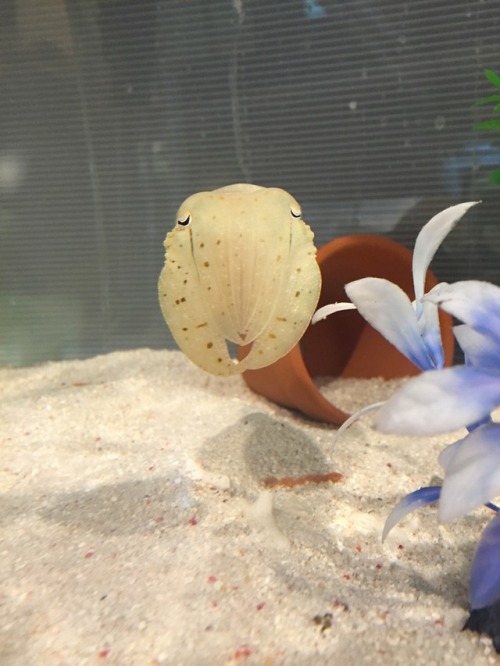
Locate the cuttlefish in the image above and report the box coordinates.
[158,184,321,375]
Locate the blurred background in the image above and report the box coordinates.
[1,0,500,365]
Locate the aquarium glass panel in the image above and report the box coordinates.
[1,0,500,364]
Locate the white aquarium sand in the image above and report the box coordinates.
[0,349,497,665]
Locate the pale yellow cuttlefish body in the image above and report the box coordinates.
[158,183,321,375]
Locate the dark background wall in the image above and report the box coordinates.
[1,0,500,364]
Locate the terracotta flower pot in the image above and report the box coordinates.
[240,234,454,425]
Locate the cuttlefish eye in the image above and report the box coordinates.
[177,213,191,227]
[290,207,302,219]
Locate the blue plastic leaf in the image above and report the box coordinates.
[375,366,500,435]
[382,486,441,542]
[412,202,479,318]
[470,513,500,609]
[425,280,500,346]
[418,300,445,368]
[345,278,435,370]
[454,324,500,370]
[438,423,500,523]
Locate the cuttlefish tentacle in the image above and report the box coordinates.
[158,184,321,376]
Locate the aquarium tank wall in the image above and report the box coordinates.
[1,0,500,366]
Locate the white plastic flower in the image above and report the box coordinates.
[313,202,480,371]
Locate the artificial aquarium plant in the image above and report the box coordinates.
[317,200,500,650]
[474,69,500,185]
[313,201,478,372]
[378,279,500,650]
